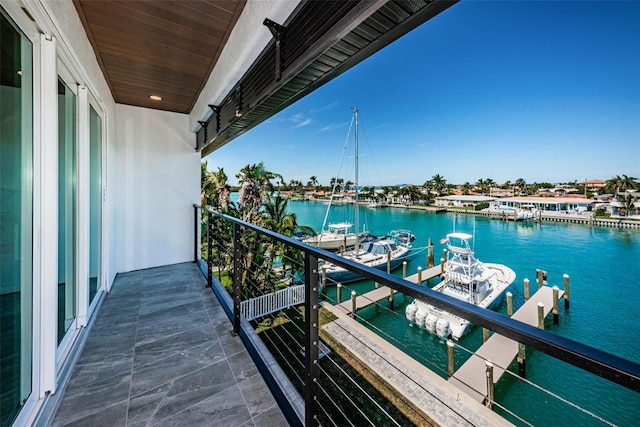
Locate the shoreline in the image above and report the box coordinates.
[290,196,640,229]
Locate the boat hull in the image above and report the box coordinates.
[406,262,515,340]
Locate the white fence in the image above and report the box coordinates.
[240,284,306,321]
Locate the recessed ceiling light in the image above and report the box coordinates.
[149,95,162,101]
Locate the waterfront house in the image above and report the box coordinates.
[434,195,497,208]
[491,196,596,213]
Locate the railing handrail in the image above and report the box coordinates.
[194,204,640,393]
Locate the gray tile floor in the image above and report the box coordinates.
[52,263,288,427]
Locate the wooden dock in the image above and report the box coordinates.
[448,286,564,403]
[336,264,442,314]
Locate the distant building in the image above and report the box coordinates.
[583,179,606,191]
[434,195,496,207]
[491,196,596,212]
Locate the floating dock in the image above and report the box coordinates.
[448,286,564,403]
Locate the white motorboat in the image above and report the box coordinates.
[405,232,515,340]
[322,230,414,284]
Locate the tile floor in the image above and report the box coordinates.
[51,262,287,426]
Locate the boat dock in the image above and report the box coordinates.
[321,304,513,426]
[335,264,442,314]
[448,286,564,403]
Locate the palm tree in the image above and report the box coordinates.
[475,178,486,195]
[461,182,472,195]
[431,174,447,196]
[514,178,526,195]
[236,162,281,223]
[606,175,638,195]
[307,175,319,190]
[261,196,316,286]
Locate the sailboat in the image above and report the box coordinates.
[317,108,414,284]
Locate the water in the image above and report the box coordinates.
[288,199,640,426]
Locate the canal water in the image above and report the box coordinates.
[287,199,640,426]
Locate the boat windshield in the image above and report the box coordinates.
[327,223,352,234]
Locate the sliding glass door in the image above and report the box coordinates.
[0,9,33,427]
[57,78,76,344]
[88,104,102,305]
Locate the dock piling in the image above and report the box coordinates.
[427,238,434,268]
[482,328,489,343]
[402,261,407,279]
[440,258,445,275]
[563,274,570,309]
[552,286,559,326]
[485,362,494,409]
[350,290,356,319]
[447,340,455,378]
[337,283,342,304]
[506,292,513,316]
[524,278,530,301]
[417,267,423,284]
[388,287,394,311]
[517,343,526,378]
[537,302,545,329]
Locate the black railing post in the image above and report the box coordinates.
[206,210,213,288]
[304,251,320,427]
[193,205,199,263]
[232,222,243,335]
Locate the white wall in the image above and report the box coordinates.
[114,104,199,273]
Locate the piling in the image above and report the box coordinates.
[440,258,445,275]
[427,238,434,268]
[537,302,545,329]
[374,281,379,289]
[350,290,356,319]
[524,278,530,301]
[536,269,546,290]
[506,292,513,316]
[485,361,494,409]
[447,340,455,378]
[402,261,407,279]
[387,251,391,274]
[517,343,526,378]
[552,286,559,326]
[417,267,423,284]
[563,274,570,309]
[337,283,342,304]
[482,328,489,343]
[389,287,394,311]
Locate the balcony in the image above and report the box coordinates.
[48,206,640,426]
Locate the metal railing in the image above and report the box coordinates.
[194,205,640,426]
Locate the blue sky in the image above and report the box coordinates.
[204,1,640,187]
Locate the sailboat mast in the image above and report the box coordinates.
[354,107,359,250]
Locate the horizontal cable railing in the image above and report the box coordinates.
[194,204,640,427]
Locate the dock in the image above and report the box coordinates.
[336,264,442,314]
[321,303,513,426]
[448,286,564,403]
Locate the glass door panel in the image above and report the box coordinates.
[88,105,101,304]
[57,78,76,344]
[0,8,33,426]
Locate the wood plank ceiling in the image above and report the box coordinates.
[73,0,245,114]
